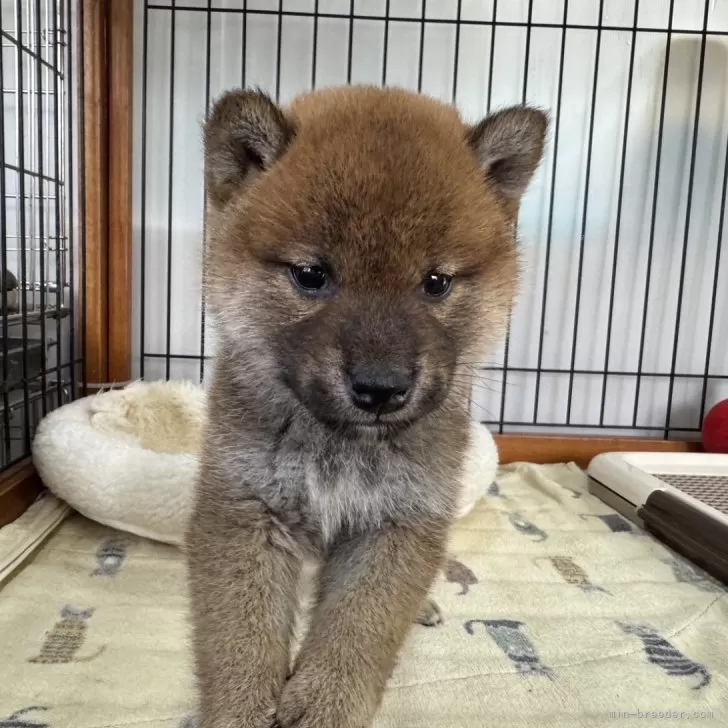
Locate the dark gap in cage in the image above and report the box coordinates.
[1,0,81,472]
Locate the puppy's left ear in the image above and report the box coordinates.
[466,106,548,201]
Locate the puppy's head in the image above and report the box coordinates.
[204,87,546,432]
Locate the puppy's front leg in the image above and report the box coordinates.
[275,521,448,728]
[188,498,301,728]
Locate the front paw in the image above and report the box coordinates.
[415,597,443,627]
[274,668,371,728]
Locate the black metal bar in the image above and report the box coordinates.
[478,365,728,381]
[241,0,247,87]
[14,0,32,450]
[0,29,63,77]
[275,0,283,101]
[199,0,212,384]
[77,0,87,397]
[137,354,728,383]
[476,420,702,433]
[139,0,149,379]
[2,162,64,184]
[144,352,212,361]
[521,0,534,102]
[533,0,569,423]
[0,5,10,464]
[486,0,497,112]
[663,0,710,438]
[0,359,85,394]
[66,0,78,399]
[51,0,63,408]
[311,0,319,89]
[141,5,722,37]
[35,0,48,416]
[1,87,64,96]
[565,0,605,424]
[380,0,389,86]
[598,0,641,427]
[451,0,462,102]
[417,0,426,92]
[346,0,354,85]
[164,0,176,381]
[633,0,675,428]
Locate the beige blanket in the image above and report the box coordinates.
[1,463,726,727]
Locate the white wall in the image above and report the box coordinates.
[132,0,728,437]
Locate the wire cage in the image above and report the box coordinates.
[134,0,727,443]
[0,0,83,474]
[2,0,728,492]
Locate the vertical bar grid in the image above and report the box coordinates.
[134,0,728,441]
[1,0,83,472]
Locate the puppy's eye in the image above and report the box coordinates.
[290,264,329,293]
[422,271,453,299]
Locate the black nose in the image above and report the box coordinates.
[348,365,413,415]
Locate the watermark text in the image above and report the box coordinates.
[609,711,714,720]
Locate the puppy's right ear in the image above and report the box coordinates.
[204,89,294,208]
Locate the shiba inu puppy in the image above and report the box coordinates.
[188,85,547,728]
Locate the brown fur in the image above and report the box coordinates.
[188,85,547,728]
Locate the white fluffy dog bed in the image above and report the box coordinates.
[31,381,498,546]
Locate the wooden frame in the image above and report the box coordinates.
[493,434,701,470]
[0,459,45,528]
[0,2,705,529]
[83,0,134,386]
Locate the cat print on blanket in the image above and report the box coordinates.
[535,556,610,595]
[618,622,711,690]
[444,557,479,595]
[667,557,726,594]
[508,512,548,541]
[28,606,104,664]
[487,481,505,499]
[465,619,554,678]
[559,484,582,499]
[0,707,50,728]
[91,536,132,577]
[580,513,633,533]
